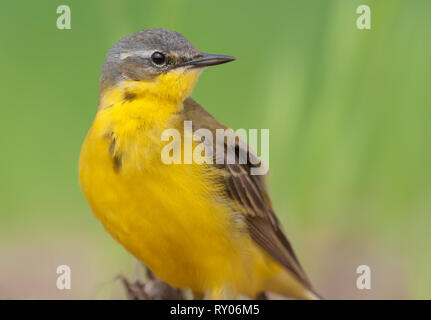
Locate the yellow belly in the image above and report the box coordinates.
[79,122,278,297]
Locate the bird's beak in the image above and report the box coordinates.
[179,53,236,68]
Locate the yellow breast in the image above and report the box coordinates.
[79,73,279,297]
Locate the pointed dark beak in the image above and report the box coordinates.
[179,53,236,68]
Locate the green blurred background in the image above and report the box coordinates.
[0,0,430,299]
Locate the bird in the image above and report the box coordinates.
[79,28,319,300]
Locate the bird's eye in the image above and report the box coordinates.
[151,52,166,65]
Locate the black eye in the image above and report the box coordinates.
[151,52,166,65]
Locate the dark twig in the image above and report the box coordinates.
[119,266,185,300]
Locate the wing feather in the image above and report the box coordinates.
[182,98,314,291]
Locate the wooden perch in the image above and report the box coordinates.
[120,265,269,300]
[120,267,185,300]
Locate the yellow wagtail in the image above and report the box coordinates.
[79,29,319,299]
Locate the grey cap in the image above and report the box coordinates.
[100,29,235,91]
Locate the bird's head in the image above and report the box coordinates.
[99,29,235,106]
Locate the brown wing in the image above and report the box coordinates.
[182,98,313,291]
